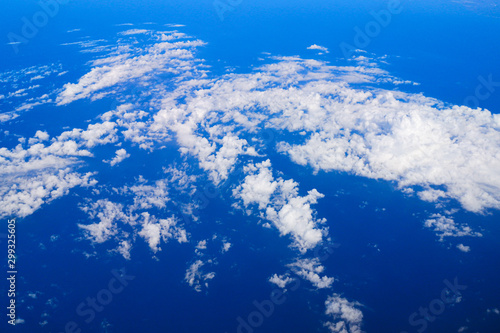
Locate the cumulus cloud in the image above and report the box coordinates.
[126,179,170,211]
[324,295,363,333]
[79,178,187,257]
[233,160,277,210]
[233,160,326,252]
[457,244,471,252]
[269,273,294,289]
[0,117,126,218]
[56,34,206,105]
[424,214,482,241]
[5,27,499,332]
[116,240,132,259]
[149,51,499,215]
[185,259,216,292]
[119,29,150,36]
[196,240,207,250]
[79,200,131,243]
[8,27,498,265]
[487,308,500,315]
[307,44,329,53]
[221,241,232,253]
[106,148,130,166]
[288,258,334,289]
[0,168,96,219]
[56,29,500,222]
[138,214,188,252]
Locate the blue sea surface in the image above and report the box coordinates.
[1,0,500,332]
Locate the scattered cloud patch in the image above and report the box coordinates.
[288,258,334,289]
[457,243,471,252]
[324,295,363,333]
[185,259,216,292]
[106,148,130,166]
[233,160,327,252]
[196,240,207,250]
[307,44,329,53]
[119,29,150,36]
[269,273,294,289]
[221,241,232,253]
[424,214,482,241]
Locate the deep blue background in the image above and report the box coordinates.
[1,0,500,332]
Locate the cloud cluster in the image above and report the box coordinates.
[1,26,496,270]
[233,160,326,252]
[56,31,205,105]
[148,52,499,214]
[0,129,99,218]
[138,214,188,252]
[268,273,294,289]
[456,243,471,252]
[0,168,96,218]
[424,214,482,241]
[79,177,187,258]
[0,117,124,218]
[0,63,62,120]
[106,148,130,166]
[324,295,363,333]
[185,259,216,292]
[3,25,499,333]
[307,44,329,53]
[288,258,334,289]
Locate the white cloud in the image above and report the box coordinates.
[288,258,334,289]
[35,130,49,141]
[487,308,500,315]
[8,27,498,262]
[221,241,232,253]
[307,44,329,53]
[79,179,186,257]
[0,169,96,219]
[233,160,277,210]
[107,148,130,166]
[196,240,207,250]
[56,34,206,105]
[139,214,188,252]
[424,214,482,241]
[324,295,363,333]
[79,200,131,243]
[185,259,216,292]
[0,119,126,219]
[116,240,132,260]
[269,273,293,289]
[56,30,500,222]
[119,29,150,36]
[58,121,118,148]
[126,179,170,211]
[457,244,470,252]
[148,52,500,215]
[233,160,326,252]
